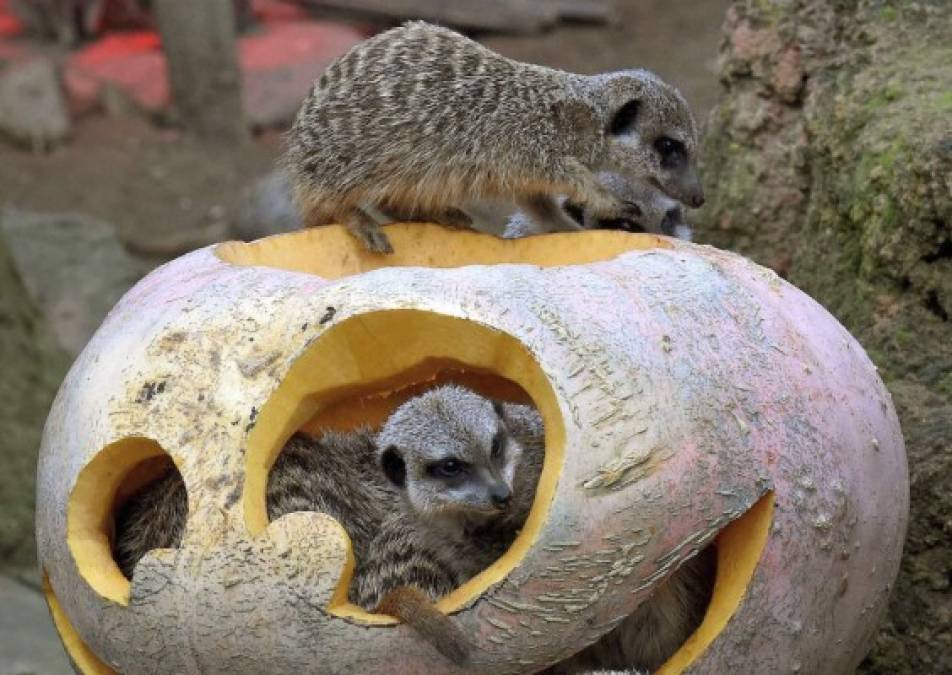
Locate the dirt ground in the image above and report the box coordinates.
[0,0,730,258]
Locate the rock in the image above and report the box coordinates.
[0,58,70,151]
[0,233,68,568]
[0,575,71,675]
[1,209,148,355]
[63,31,168,117]
[696,2,952,672]
[234,169,302,240]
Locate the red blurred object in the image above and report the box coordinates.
[64,30,166,114]
[0,0,24,38]
[63,17,364,125]
[71,30,159,64]
[96,0,152,33]
[252,0,310,23]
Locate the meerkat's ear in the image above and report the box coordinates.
[381,446,407,487]
[492,401,514,432]
[608,99,640,135]
[492,401,505,418]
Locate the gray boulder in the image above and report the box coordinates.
[1,209,148,355]
[0,58,70,151]
[0,232,68,569]
[0,576,71,675]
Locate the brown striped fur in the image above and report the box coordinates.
[284,21,703,252]
[112,429,395,580]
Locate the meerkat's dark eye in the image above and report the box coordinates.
[428,458,467,478]
[491,432,505,459]
[654,136,687,168]
[608,99,640,135]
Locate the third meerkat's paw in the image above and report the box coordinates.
[590,198,644,223]
[588,199,649,233]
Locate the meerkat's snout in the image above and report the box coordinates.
[681,169,705,208]
[489,481,513,509]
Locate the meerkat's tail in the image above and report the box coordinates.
[374,586,472,665]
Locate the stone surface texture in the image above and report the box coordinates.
[0,575,71,675]
[0,228,68,569]
[0,57,70,150]
[1,209,147,355]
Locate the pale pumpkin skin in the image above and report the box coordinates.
[35,226,907,675]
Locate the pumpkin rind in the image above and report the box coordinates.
[36,226,907,674]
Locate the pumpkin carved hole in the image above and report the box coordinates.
[658,491,775,674]
[67,437,184,605]
[42,570,116,675]
[243,309,564,624]
[111,454,186,582]
[267,370,541,614]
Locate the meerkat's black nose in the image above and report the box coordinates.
[690,192,705,208]
[490,484,512,508]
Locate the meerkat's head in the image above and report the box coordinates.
[564,172,689,238]
[595,69,704,209]
[377,386,525,532]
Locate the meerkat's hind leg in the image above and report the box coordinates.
[379,205,473,230]
[519,193,584,233]
[430,207,473,230]
[339,205,394,254]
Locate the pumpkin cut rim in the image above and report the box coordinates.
[215,223,672,278]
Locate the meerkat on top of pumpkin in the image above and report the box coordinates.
[283,20,704,254]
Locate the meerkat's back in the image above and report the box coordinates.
[285,21,705,253]
[286,22,580,214]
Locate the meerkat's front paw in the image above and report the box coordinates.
[360,228,395,254]
[341,207,396,254]
[346,221,394,254]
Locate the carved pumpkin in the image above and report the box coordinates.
[36,225,907,674]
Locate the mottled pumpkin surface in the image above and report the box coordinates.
[37,226,906,674]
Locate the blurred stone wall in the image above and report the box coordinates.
[0,233,69,571]
[695,1,950,671]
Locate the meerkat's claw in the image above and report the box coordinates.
[363,228,395,254]
[588,197,643,225]
[342,207,395,254]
